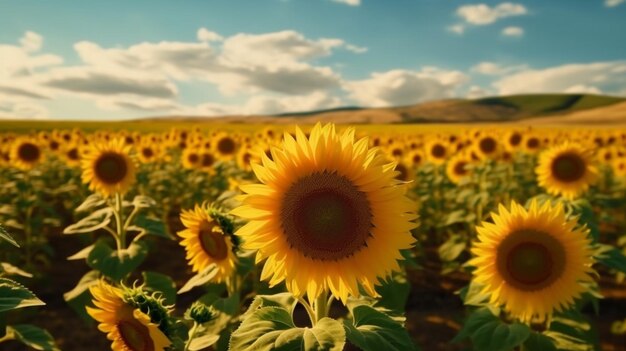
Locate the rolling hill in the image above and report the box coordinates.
[148,93,626,125]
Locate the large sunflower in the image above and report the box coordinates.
[81,139,136,197]
[87,281,171,351]
[536,142,598,200]
[232,123,417,303]
[10,137,44,170]
[470,200,594,323]
[177,204,237,282]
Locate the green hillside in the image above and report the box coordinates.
[472,94,625,117]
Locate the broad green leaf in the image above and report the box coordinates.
[75,194,106,212]
[344,304,416,351]
[453,308,530,351]
[87,240,147,281]
[0,278,45,312]
[7,324,59,351]
[132,195,157,209]
[595,245,626,274]
[189,332,220,351]
[66,244,95,260]
[129,215,173,240]
[375,271,410,314]
[0,224,19,247]
[230,307,345,351]
[63,270,100,302]
[243,293,297,318]
[178,264,219,294]
[63,207,113,234]
[523,332,557,351]
[142,271,177,305]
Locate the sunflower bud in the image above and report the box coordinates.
[187,301,215,324]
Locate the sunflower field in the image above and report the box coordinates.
[1,123,626,351]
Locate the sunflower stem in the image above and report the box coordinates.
[184,321,199,351]
[113,192,126,256]
[314,290,329,325]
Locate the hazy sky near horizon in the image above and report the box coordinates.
[1,0,625,120]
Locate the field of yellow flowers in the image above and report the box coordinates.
[1,123,626,351]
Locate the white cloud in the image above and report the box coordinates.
[197,28,223,42]
[564,84,602,95]
[493,61,626,96]
[502,26,524,37]
[0,101,48,119]
[344,68,468,107]
[471,62,527,75]
[345,44,368,53]
[447,24,465,35]
[331,0,360,6]
[242,91,342,114]
[456,2,527,25]
[19,31,43,53]
[605,0,624,7]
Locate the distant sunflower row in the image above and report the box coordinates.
[1,126,626,200]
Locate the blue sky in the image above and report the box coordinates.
[0,0,625,120]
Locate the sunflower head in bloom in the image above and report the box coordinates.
[177,204,238,282]
[536,142,598,200]
[212,132,238,160]
[473,134,500,161]
[425,139,449,165]
[232,123,417,303]
[470,200,594,323]
[81,138,137,197]
[446,153,472,184]
[87,281,172,351]
[11,137,44,170]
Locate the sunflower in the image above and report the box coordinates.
[236,146,255,172]
[473,134,500,160]
[181,147,201,170]
[81,139,136,197]
[425,139,449,165]
[136,143,163,164]
[470,200,594,323]
[536,143,598,200]
[10,137,44,170]
[523,135,542,153]
[212,132,238,160]
[232,123,417,303]
[199,149,218,173]
[177,204,237,282]
[446,153,472,184]
[62,144,83,167]
[407,150,424,168]
[87,281,171,351]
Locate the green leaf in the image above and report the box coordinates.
[438,234,466,262]
[230,307,345,351]
[344,304,416,351]
[87,240,147,281]
[444,210,467,226]
[596,245,626,274]
[142,271,177,305]
[243,293,297,319]
[131,195,157,209]
[63,270,100,302]
[375,271,410,314]
[0,224,19,247]
[130,215,173,240]
[0,262,33,277]
[63,207,113,234]
[453,308,530,351]
[178,264,219,294]
[0,278,45,312]
[189,332,220,351]
[75,194,106,212]
[7,324,59,351]
[66,244,96,261]
[523,332,558,351]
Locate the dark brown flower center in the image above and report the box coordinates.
[49,140,60,150]
[509,133,522,146]
[217,137,236,155]
[201,153,215,167]
[551,153,586,183]
[198,220,228,260]
[431,144,446,158]
[280,171,373,261]
[117,319,154,351]
[479,137,497,154]
[496,229,566,291]
[392,148,403,157]
[67,148,79,160]
[141,147,154,158]
[526,138,540,149]
[453,161,468,176]
[94,152,129,185]
[412,154,422,165]
[18,143,41,162]
[395,163,409,181]
[187,153,199,164]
